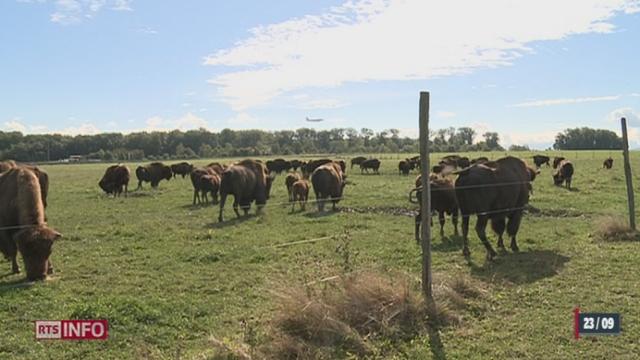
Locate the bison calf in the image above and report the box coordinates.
[291,180,309,212]
[603,157,613,169]
[553,160,574,189]
[410,174,459,243]
[285,172,302,202]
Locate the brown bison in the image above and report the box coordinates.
[291,179,310,212]
[470,156,489,165]
[304,159,346,177]
[360,158,380,174]
[0,167,61,280]
[1,160,49,209]
[553,160,574,189]
[603,157,613,169]
[170,162,193,178]
[191,167,220,205]
[99,164,130,197]
[311,161,346,211]
[532,155,550,168]
[218,159,274,222]
[350,156,367,169]
[266,158,292,174]
[410,174,459,243]
[290,160,302,171]
[285,172,302,202]
[136,162,172,189]
[455,156,536,260]
[552,156,565,169]
[206,162,226,175]
[398,159,412,175]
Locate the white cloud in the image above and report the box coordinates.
[137,26,158,35]
[607,107,640,126]
[297,98,348,110]
[19,0,134,24]
[631,93,640,97]
[435,111,456,119]
[225,112,259,127]
[501,129,560,148]
[2,118,48,133]
[3,119,28,132]
[59,123,101,135]
[204,0,638,111]
[144,112,210,131]
[510,95,620,108]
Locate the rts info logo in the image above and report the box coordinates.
[35,320,108,340]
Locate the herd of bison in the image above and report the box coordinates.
[0,153,615,281]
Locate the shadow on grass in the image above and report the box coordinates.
[431,234,463,253]
[427,326,447,360]
[470,250,570,284]
[180,203,217,210]
[207,215,255,229]
[304,210,339,219]
[0,277,36,295]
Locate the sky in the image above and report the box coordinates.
[1,0,640,149]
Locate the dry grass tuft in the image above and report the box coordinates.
[208,271,487,359]
[595,216,640,242]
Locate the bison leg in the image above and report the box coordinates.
[233,198,240,218]
[137,180,143,190]
[218,193,227,222]
[415,212,421,244]
[475,215,497,260]
[47,259,54,275]
[202,190,209,204]
[193,189,199,205]
[438,211,446,237]
[491,217,507,250]
[461,214,470,258]
[452,209,459,235]
[507,211,523,252]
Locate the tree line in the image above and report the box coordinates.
[0,126,621,162]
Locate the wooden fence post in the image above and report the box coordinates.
[621,117,636,230]
[419,92,434,309]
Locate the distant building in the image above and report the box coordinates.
[69,155,82,163]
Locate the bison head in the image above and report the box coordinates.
[98,178,111,194]
[14,225,61,281]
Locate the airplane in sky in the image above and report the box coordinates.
[305,117,324,122]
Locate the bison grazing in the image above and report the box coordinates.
[398,160,412,176]
[285,172,302,202]
[410,174,459,243]
[553,160,574,189]
[603,157,613,169]
[170,162,193,179]
[552,156,565,169]
[350,156,367,169]
[218,159,274,222]
[455,156,536,260]
[99,164,130,197]
[136,162,172,189]
[0,167,61,280]
[291,180,310,212]
[191,167,220,205]
[311,161,346,211]
[360,158,381,174]
[532,155,550,168]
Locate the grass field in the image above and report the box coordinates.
[1,150,640,359]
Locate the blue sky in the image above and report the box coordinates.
[1,0,640,149]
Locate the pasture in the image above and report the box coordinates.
[1,150,640,359]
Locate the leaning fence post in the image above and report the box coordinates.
[418,92,434,310]
[621,117,636,230]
